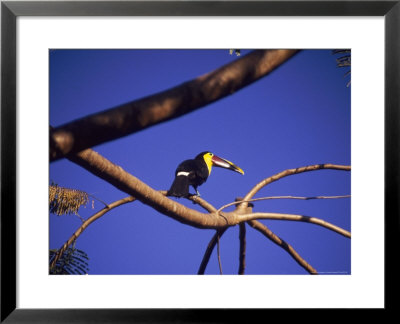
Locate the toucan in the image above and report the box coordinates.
[167,151,244,197]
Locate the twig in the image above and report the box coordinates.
[198,228,227,275]
[187,195,217,213]
[217,195,351,214]
[236,164,351,212]
[239,212,351,238]
[217,232,223,275]
[238,223,246,275]
[87,193,110,208]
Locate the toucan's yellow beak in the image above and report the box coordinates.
[211,155,244,175]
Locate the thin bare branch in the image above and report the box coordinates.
[247,220,317,274]
[238,223,246,275]
[218,195,351,213]
[236,164,351,212]
[198,228,228,275]
[87,193,110,208]
[50,49,299,161]
[50,196,135,270]
[50,189,182,271]
[238,212,351,238]
[217,232,223,275]
[187,195,217,213]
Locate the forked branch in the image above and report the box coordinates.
[247,220,318,274]
[67,148,351,233]
[56,147,350,274]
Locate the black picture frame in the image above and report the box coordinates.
[1,0,399,322]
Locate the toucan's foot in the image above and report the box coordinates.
[187,193,200,204]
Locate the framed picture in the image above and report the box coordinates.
[2,0,399,321]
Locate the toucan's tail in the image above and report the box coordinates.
[167,175,189,197]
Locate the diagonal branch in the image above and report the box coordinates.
[238,212,351,238]
[247,220,317,274]
[50,49,299,161]
[187,195,217,213]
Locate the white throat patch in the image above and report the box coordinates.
[177,171,190,177]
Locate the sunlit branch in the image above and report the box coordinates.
[66,149,351,236]
[247,220,317,274]
[49,196,135,270]
[187,195,217,213]
[160,191,218,214]
[67,148,234,229]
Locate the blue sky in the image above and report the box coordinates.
[49,49,350,275]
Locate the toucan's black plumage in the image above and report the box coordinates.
[167,151,244,197]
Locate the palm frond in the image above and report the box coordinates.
[332,49,351,87]
[49,183,89,216]
[49,243,89,275]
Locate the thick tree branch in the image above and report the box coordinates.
[50,49,299,161]
[67,148,235,229]
[247,220,317,274]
